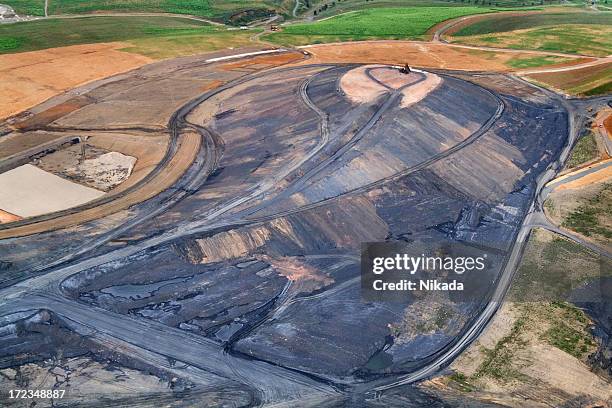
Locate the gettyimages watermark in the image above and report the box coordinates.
[361,241,609,303]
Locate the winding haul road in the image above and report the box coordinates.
[0,48,600,405]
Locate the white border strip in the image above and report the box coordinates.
[205,48,285,63]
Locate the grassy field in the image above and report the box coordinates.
[453,11,612,35]
[265,6,493,45]
[3,0,44,15]
[527,62,612,96]
[308,0,472,19]
[563,183,612,240]
[446,228,608,404]
[454,24,612,56]
[565,132,599,169]
[0,16,256,57]
[4,0,289,21]
[450,12,612,56]
[511,228,605,301]
[505,55,575,68]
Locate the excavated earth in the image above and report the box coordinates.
[0,51,569,405]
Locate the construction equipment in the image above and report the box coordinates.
[399,64,411,74]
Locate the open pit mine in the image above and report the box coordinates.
[0,50,571,406]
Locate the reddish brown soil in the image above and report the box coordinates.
[303,41,570,72]
[0,43,152,120]
[0,209,21,224]
[13,96,91,130]
[219,53,305,71]
[0,131,200,238]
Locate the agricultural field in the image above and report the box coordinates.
[306,0,472,19]
[1,0,43,15]
[452,11,611,35]
[265,6,493,45]
[2,0,290,21]
[526,61,612,96]
[450,12,612,56]
[0,16,256,56]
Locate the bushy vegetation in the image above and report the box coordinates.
[563,183,612,239]
[565,132,599,169]
[544,302,595,359]
[510,229,602,301]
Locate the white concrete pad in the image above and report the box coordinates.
[0,164,104,217]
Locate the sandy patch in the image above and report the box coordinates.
[68,151,137,191]
[85,132,168,193]
[400,71,442,108]
[556,163,612,190]
[339,65,388,104]
[523,344,611,401]
[0,43,152,120]
[301,41,584,72]
[0,209,21,224]
[0,164,104,217]
[260,255,334,292]
[0,131,198,238]
[339,64,441,107]
[451,303,519,377]
[218,52,303,71]
[369,67,422,89]
[604,112,612,139]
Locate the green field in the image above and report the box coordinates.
[563,183,612,240]
[308,0,472,19]
[565,132,599,169]
[3,0,45,16]
[307,0,565,20]
[505,55,575,68]
[3,0,289,21]
[528,62,612,96]
[0,16,256,57]
[265,6,493,45]
[451,12,612,56]
[453,11,612,35]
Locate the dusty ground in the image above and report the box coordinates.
[400,71,442,108]
[427,229,611,408]
[0,131,198,238]
[33,143,136,191]
[338,65,441,107]
[0,209,21,224]
[301,41,585,72]
[0,131,69,161]
[339,65,388,103]
[0,43,152,121]
[0,164,104,218]
[0,357,172,407]
[556,163,612,190]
